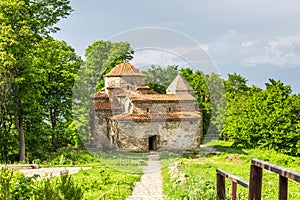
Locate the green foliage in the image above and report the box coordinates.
[142,65,226,135]
[72,40,134,146]
[0,151,142,199]
[0,0,74,162]
[223,77,300,156]
[0,167,84,200]
[83,40,134,92]
[40,149,98,166]
[143,65,179,94]
[0,168,15,200]
[180,68,225,135]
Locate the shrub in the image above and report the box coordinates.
[0,167,84,200]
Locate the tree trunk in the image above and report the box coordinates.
[14,108,25,162]
[50,108,57,149]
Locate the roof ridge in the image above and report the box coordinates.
[104,62,146,77]
[167,74,193,92]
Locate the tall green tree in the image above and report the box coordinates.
[33,37,82,150]
[180,68,211,134]
[83,40,134,92]
[0,0,72,162]
[72,40,133,146]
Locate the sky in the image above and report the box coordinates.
[53,0,300,93]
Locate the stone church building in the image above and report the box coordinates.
[89,62,202,151]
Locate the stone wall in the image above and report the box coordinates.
[121,76,145,90]
[105,117,202,151]
[131,101,196,114]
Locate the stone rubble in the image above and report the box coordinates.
[168,161,189,185]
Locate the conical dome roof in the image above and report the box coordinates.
[167,74,193,94]
[104,62,146,77]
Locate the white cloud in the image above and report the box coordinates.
[240,41,253,48]
[131,49,188,68]
[208,30,300,69]
[244,37,300,68]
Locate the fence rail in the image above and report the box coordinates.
[216,169,248,200]
[216,158,300,200]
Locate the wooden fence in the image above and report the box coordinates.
[216,158,300,200]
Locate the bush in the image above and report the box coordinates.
[0,167,84,200]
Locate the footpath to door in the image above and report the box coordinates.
[126,151,164,200]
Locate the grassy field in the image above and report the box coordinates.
[0,150,146,200]
[71,151,147,199]
[3,142,300,199]
[162,140,300,200]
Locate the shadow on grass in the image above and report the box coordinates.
[206,144,248,155]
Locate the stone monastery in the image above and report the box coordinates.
[90,62,202,151]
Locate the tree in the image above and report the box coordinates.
[0,0,72,162]
[224,73,248,94]
[223,78,300,156]
[180,68,211,134]
[72,40,134,146]
[33,37,82,150]
[143,65,179,94]
[83,40,134,92]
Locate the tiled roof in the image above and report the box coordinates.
[94,102,120,111]
[91,92,108,99]
[108,112,200,121]
[104,62,146,77]
[167,74,193,93]
[135,85,157,94]
[130,93,196,102]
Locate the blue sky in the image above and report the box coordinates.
[53,0,300,93]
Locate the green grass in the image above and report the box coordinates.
[71,150,147,199]
[2,149,146,199]
[72,166,142,199]
[162,140,300,200]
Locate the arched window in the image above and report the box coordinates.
[147,108,149,113]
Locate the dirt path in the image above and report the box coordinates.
[19,167,92,178]
[126,152,164,200]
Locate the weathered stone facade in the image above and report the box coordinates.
[89,62,202,151]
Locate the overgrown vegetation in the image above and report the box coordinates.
[0,150,144,199]
[0,168,83,200]
[162,140,300,199]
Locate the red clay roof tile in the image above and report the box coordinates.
[94,102,121,111]
[91,92,108,99]
[108,112,200,121]
[104,62,146,77]
[130,93,196,101]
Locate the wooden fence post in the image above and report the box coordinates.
[217,172,225,200]
[232,182,237,200]
[279,175,288,200]
[248,164,263,200]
